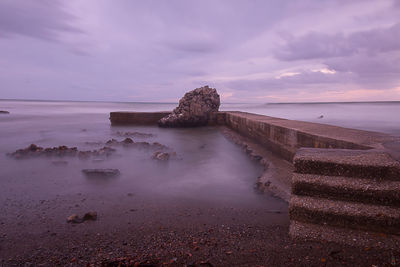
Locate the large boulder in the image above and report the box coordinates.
[158,85,220,127]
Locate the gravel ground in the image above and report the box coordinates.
[1,199,399,267]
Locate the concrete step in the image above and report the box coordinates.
[294,148,400,180]
[292,173,400,207]
[289,195,400,235]
[289,220,400,249]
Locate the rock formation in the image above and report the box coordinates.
[158,85,220,127]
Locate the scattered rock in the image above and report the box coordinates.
[106,138,168,150]
[67,212,97,224]
[318,115,324,119]
[115,131,154,138]
[66,214,83,224]
[0,110,10,114]
[8,144,78,159]
[83,211,97,221]
[158,85,220,127]
[8,144,117,159]
[78,146,116,159]
[152,151,170,161]
[82,168,120,177]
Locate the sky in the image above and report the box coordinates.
[0,0,400,103]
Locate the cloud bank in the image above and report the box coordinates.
[0,0,399,102]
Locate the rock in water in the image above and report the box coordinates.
[0,110,10,114]
[158,85,220,127]
[82,168,120,177]
[152,151,170,161]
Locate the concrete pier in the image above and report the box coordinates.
[110,111,170,125]
[110,110,400,247]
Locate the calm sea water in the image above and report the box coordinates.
[221,101,400,136]
[0,100,288,225]
[0,100,399,226]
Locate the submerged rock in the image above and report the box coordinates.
[0,110,10,114]
[82,168,120,177]
[152,151,170,161]
[9,144,78,159]
[105,138,168,150]
[158,85,220,127]
[115,131,154,138]
[8,144,115,159]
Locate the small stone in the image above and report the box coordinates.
[67,214,83,223]
[0,110,10,114]
[83,211,97,221]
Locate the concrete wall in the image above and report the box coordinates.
[219,111,387,162]
[110,111,170,125]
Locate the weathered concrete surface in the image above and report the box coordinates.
[290,147,400,248]
[294,148,400,180]
[218,126,293,202]
[221,111,397,161]
[110,111,170,125]
[292,173,400,207]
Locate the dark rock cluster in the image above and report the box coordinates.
[8,144,116,159]
[106,138,168,150]
[158,85,220,127]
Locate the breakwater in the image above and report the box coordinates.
[109,110,400,247]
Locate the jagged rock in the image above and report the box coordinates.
[82,168,120,177]
[152,151,170,161]
[158,85,220,127]
[122,138,134,144]
[0,110,10,114]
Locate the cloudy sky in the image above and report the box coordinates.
[1,0,400,103]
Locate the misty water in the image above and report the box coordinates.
[1,100,399,232]
[0,100,289,234]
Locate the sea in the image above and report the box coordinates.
[0,100,399,230]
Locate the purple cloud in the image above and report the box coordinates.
[0,0,84,41]
[276,23,400,61]
[0,0,399,102]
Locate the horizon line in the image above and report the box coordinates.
[1,98,400,105]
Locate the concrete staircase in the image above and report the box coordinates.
[289,148,400,248]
